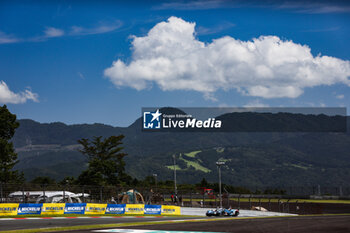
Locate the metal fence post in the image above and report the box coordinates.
[278,199,281,212]
[82,186,85,203]
[190,190,192,207]
[63,186,66,203]
[22,186,25,203]
[249,195,251,209]
[43,184,46,203]
[259,197,261,211]
[203,192,205,208]
[226,193,229,207]
[0,182,3,203]
[238,194,240,209]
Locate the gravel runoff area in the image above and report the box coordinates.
[181,207,297,217]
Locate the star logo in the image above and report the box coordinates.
[150,109,162,122]
[143,109,162,129]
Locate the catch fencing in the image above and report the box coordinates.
[0,183,349,215]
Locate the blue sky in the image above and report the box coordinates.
[1,0,350,126]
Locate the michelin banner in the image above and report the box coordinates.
[161,205,181,215]
[125,204,144,214]
[0,203,180,216]
[144,205,161,215]
[105,204,125,214]
[18,203,42,215]
[85,203,107,215]
[41,203,65,215]
[0,203,19,216]
[64,203,86,214]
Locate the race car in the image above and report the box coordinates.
[206,208,239,217]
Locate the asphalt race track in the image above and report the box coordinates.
[60,215,350,233]
[0,216,200,232]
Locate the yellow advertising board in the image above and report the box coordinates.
[41,203,65,215]
[161,205,181,215]
[0,203,19,216]
[85,203,107,215]
[125,204,144,214]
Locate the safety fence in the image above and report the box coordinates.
[0,203,180,216]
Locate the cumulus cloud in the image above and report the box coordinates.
[0,81,39,104]
[104,17,350,99]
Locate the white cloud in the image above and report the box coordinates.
[154,0,226,10]
[70,20,122,36]
[336,94,344,99]
[278,2,350,14]
[0,31,20,44]
[243,100,269,108]
[104,17,350,99]
[0,81,38,104]
[44,27,64,38]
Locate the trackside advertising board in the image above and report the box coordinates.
[0,203,19,216]
[85,203,107,215]
[144,205,161,215]
[64,203,86,214]
[41,203,65,215]
[161,205,181,215]
[125,204,144,214]
[0,204,180,216]
[17,203,42,215]
[105,204,126,214]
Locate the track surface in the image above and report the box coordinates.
[0,216,199,232]
[61,215,350,233]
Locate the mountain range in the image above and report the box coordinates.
[12,108,350,188]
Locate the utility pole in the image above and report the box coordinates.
[216,161,225,208]
[173,154,177,194]
[153,174,158,192]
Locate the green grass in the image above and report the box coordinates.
[184,150,202,158]
[179,155,211,173]
[166,153,211,173]
[166,165,182,170]
[216,147,225,153]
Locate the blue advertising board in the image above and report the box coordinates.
[144,205,161,215]
[64,203,86,214]
[105,204,126,214]
[17,203,42,215]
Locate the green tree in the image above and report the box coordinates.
[0,105,24,183]
[30,176,56,185]
[77,135,128,186]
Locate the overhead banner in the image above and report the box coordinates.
[17,203,42,215]
[85,203,107,215]
[105,204,126,214]
[0,203,19,216]
[41,203,65,215]
[64,203,86,214]
[144,205,161,215]
[125,204,144,215]
[161,205,180,215]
